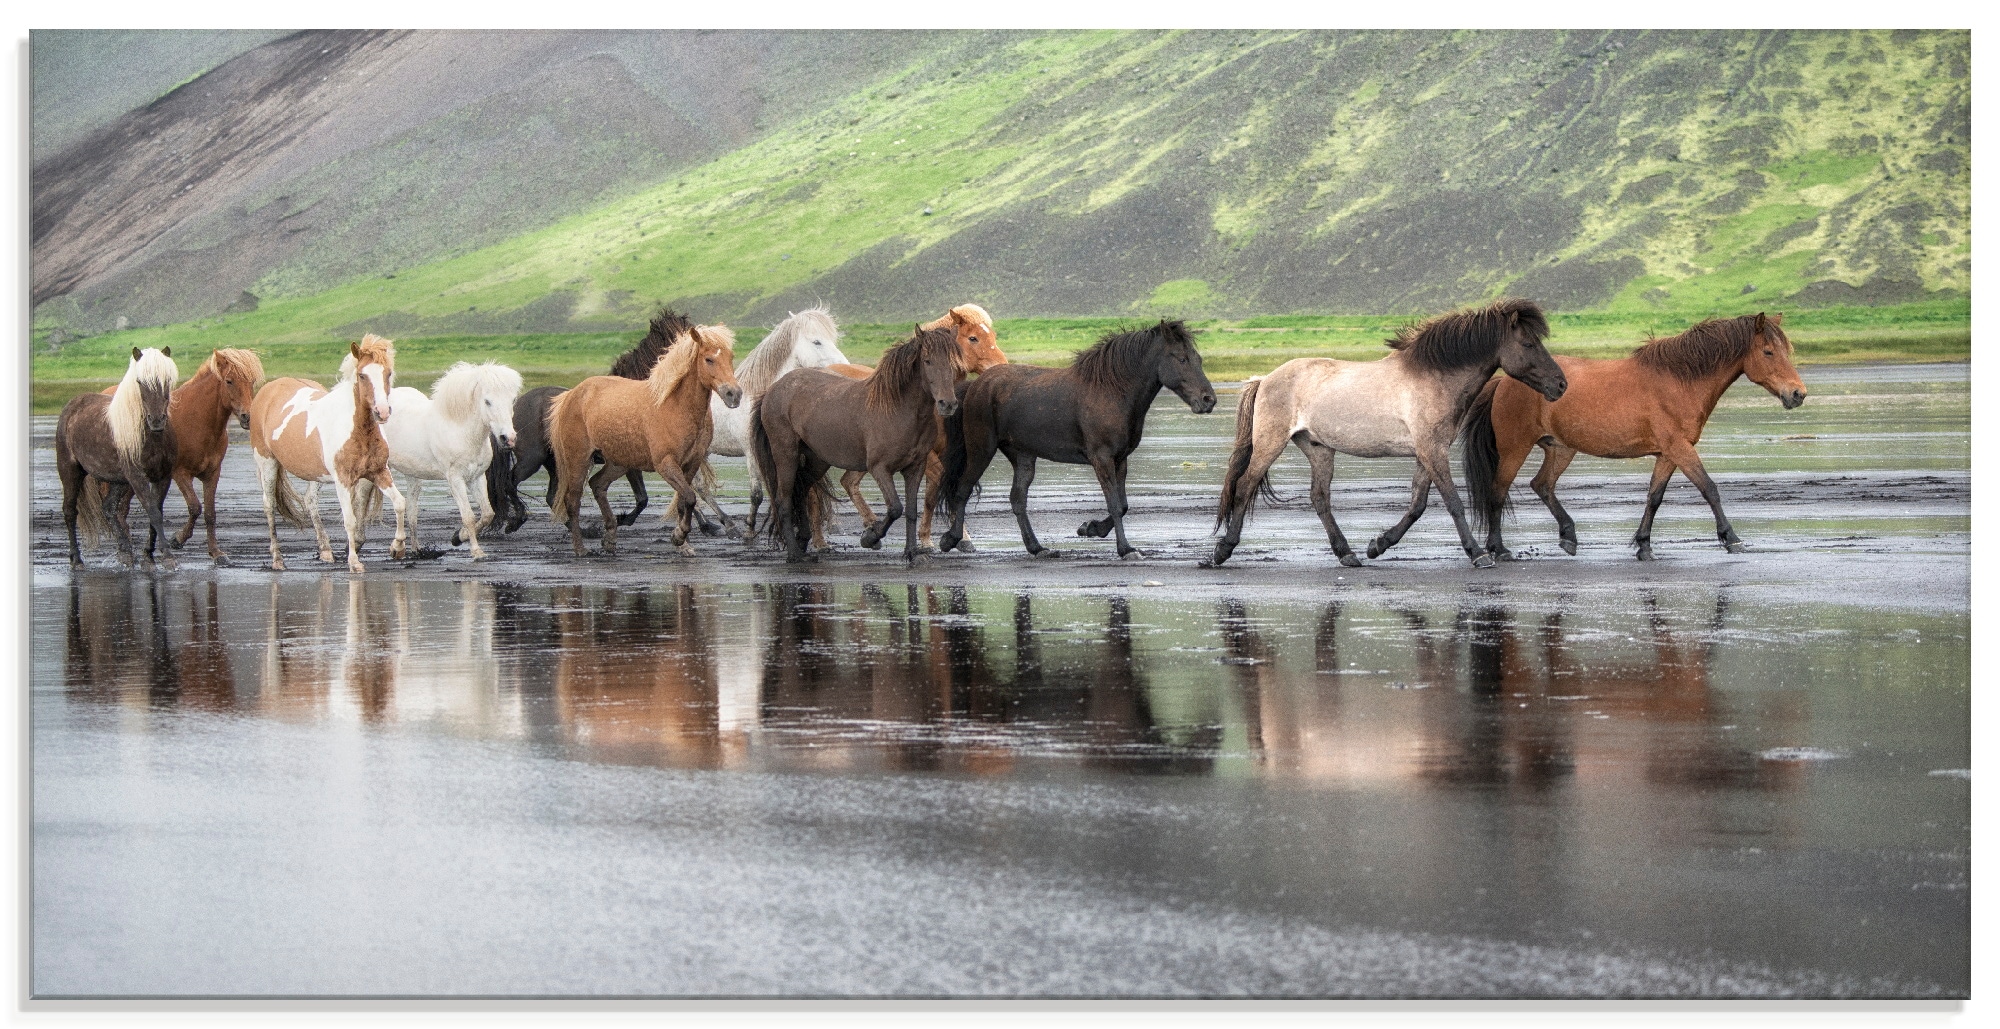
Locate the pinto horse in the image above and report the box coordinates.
[545,325,743,557]
[1208,298,1568,569]
[751,325,965,564]
[1464,312,1806,560]
[937,319,1216,559]
[88,347,264,564]
[248,335,409,573]
[382,360,524,560]
[57,347,179,569]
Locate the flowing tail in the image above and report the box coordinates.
[268,465,309,529]
[484,434,516,523]
[356,477,385,525]
[1213,378,1278,531]
[75,477,110,547]
[544,388,585,524]
[938,380,979,512]
[1460,378,1509,537]
[746,396,792,540]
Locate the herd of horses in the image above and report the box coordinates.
[53,297,1808,574]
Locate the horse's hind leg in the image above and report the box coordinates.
[252,452,287,570]
[1662,441,1744,554]
[305,481,335,563]
[199,470,227,564]
[1632,456,1677,561]
[445,474,485,560]
[841,469,877,533]
[590,465,623,555]
[172,470,199,549]
[1082,453,1140,558]
[374,473,409,561]
[1528,442,1581,555]
[1209,430,1291,568]
[1366,467,1432,561]
[616,469,648,528]
[1301,439,1361,567]
[57,453,86,566]
[1004,449,1050,557]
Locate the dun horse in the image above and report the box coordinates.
[1208,298,1567,569]
[751,325,965,564]
[57,347,180,569]
[937,319,1216,558]
[545,325,743,556]
[1464,312,1806,560]
[87,347,264,564]
[247,335,409,573]
[382,360,524,560]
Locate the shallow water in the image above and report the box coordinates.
[29,363,1970,997]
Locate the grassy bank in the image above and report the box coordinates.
[30,300,1969,413]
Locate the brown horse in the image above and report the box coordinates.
[247,335,408,573]
[1464,312,1806,561]
[57,347,180,569]
[545,324,743,557]
[751,325,966,564]
[812,304,1009,549]
[92,348,265,564]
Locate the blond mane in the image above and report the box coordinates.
[433,361,525,423]
[648,325,734,404]
[108,348,178,462]
[201,347,266,388]
[339,333,398,381]
[922,303,992,332]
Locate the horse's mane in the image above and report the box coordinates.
[339,334,398,381]
[1386,298,1549,371]
[612,307,696,380]
[1631,315,1787,380]
[921,303,992,332]
[867,326,963,410]
[738,305,837,397]
[433,361,525,423]
[648,325,734,404]
[108,348,178,462]
[199,347,265,388]
[1072,319,1195,391]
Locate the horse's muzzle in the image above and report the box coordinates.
[237,412,251,430]
[719,386,743,409]
[1540,377,1569,402]
[1195,391,1217,414]
[499,433,518,449]
[1782,388,1807,410]
[374,403,393,423]
[936,399,961,418]
[145,416,168,433]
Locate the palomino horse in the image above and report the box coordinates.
[247,335,409,573]
[57,347,179,569]
[752,325,965,564]
[807,304,1009,549]
[490,308,700,534]
[698,305,851,533]
[1464,312,1806,560]
[546,324,743,556]
[937,319,1217,558]
[1208,298,1568,569]
[89,348,264,564]
[382,360,524,561]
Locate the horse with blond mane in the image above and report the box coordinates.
[57,346,180,569]
[546,324,744,557]
[247,334,409,573]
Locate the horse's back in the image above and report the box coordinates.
[55,393,114,466]
[1258,356,1429,457]
[250,377,333,476]
[1502,354,1669,458]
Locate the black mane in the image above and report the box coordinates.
[1072,319,1196,391]
[1386,298,1549,372]
[610,307,696,380]
[1631,315,1783,380]
[866,326,963,409]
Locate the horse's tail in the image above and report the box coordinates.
[356,478,385,526]
[1461,377,1510,537]
[746,395,788,539]
[1214,378,1277,531]
[268,466,309,529]
[939,380,980,511]
[484,434,514,520]
[545,388,583,524]
[75,477,109,548]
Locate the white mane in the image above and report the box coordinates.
[736,305,843,397]
[432,361,524,423]
[108,348,179,462]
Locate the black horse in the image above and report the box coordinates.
[937,320,1216,558]
[483,308,723,535]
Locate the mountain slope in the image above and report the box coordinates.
[34,29,1967,346]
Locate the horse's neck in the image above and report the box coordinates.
[175,368,231,440]
[1686,359,1748,425]
[348,376,382,441]
[653,373,717,431]
[1435,359,1502,416]
[1110,360,1165,421]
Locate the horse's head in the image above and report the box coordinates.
[131,346,176,434]
[1153,320,1217,413]
[212,348,265,430]
[917,324,965,417]
[446,362,524,449]
[1494,303,1566,401]
[350,335,396,424]
[787,308,850,370]
[1744,312,1806,410]
[929,304,1006,373]
[693,325,744,408]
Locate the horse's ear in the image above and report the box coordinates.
[1753,312,1768,336]
[161,346,170,358]
[1770,311,1783,326]
[350,341,362,359]
[131,347,141,362]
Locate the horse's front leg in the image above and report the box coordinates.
[1367,466,1432,560]
[1528,443,1581,556]
[841,469,877,532]
[903,466,926,564]
[1663,442,1745,553]
[172,469,199,549]
[400,475,423,555]
[135,476,175,571]
[1004,449,1050,557]
[653,457,700,556]
[199,470,228,564]
[104,481,136,566]
[444,473,485,560]
[1084,453,1139,558]
[1416,446,1493,568]
[374,473,409,561]
[1632,456,1678,561]
[859,465,902,551]
[334,483,365,573]
[305,480,335,563]
[1300,438,1362,567]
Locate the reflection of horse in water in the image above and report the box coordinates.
[63,574,238,711]
[550,584,724,767]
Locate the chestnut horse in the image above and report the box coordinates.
[1208,299,1568,569]
[57,347,179,569]
[751,325,966,564]
[545,324,743,557]
[88,347,265,564]
[247,335,409,573]
[1464,312,1806,560]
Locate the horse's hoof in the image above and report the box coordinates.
[391,545,407,561]
[348,561,366,574]
[115,552,134,567]
[1725,541,1748,554]
[470,551,489,563]
[1490,546,1515,562]
[1635,548,1655,562]
[1118,549,1144,561]
[1365,541,1386,559]
[1339,553,1363,568]
[677,543,697,557]
[1560,538,1578,556]
[908,551,933,567]
[1472,553,1496,570]
[859,534,883,551]
[68,558,85,569]
[615,514,640,528]
[211,553,231,568]
[1029,547,1059,560]
[954,538,976,554]
[170,537,189,550]
[318,552,335,564]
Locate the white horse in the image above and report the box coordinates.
[695,306,850,528]
[381,361,523,561]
